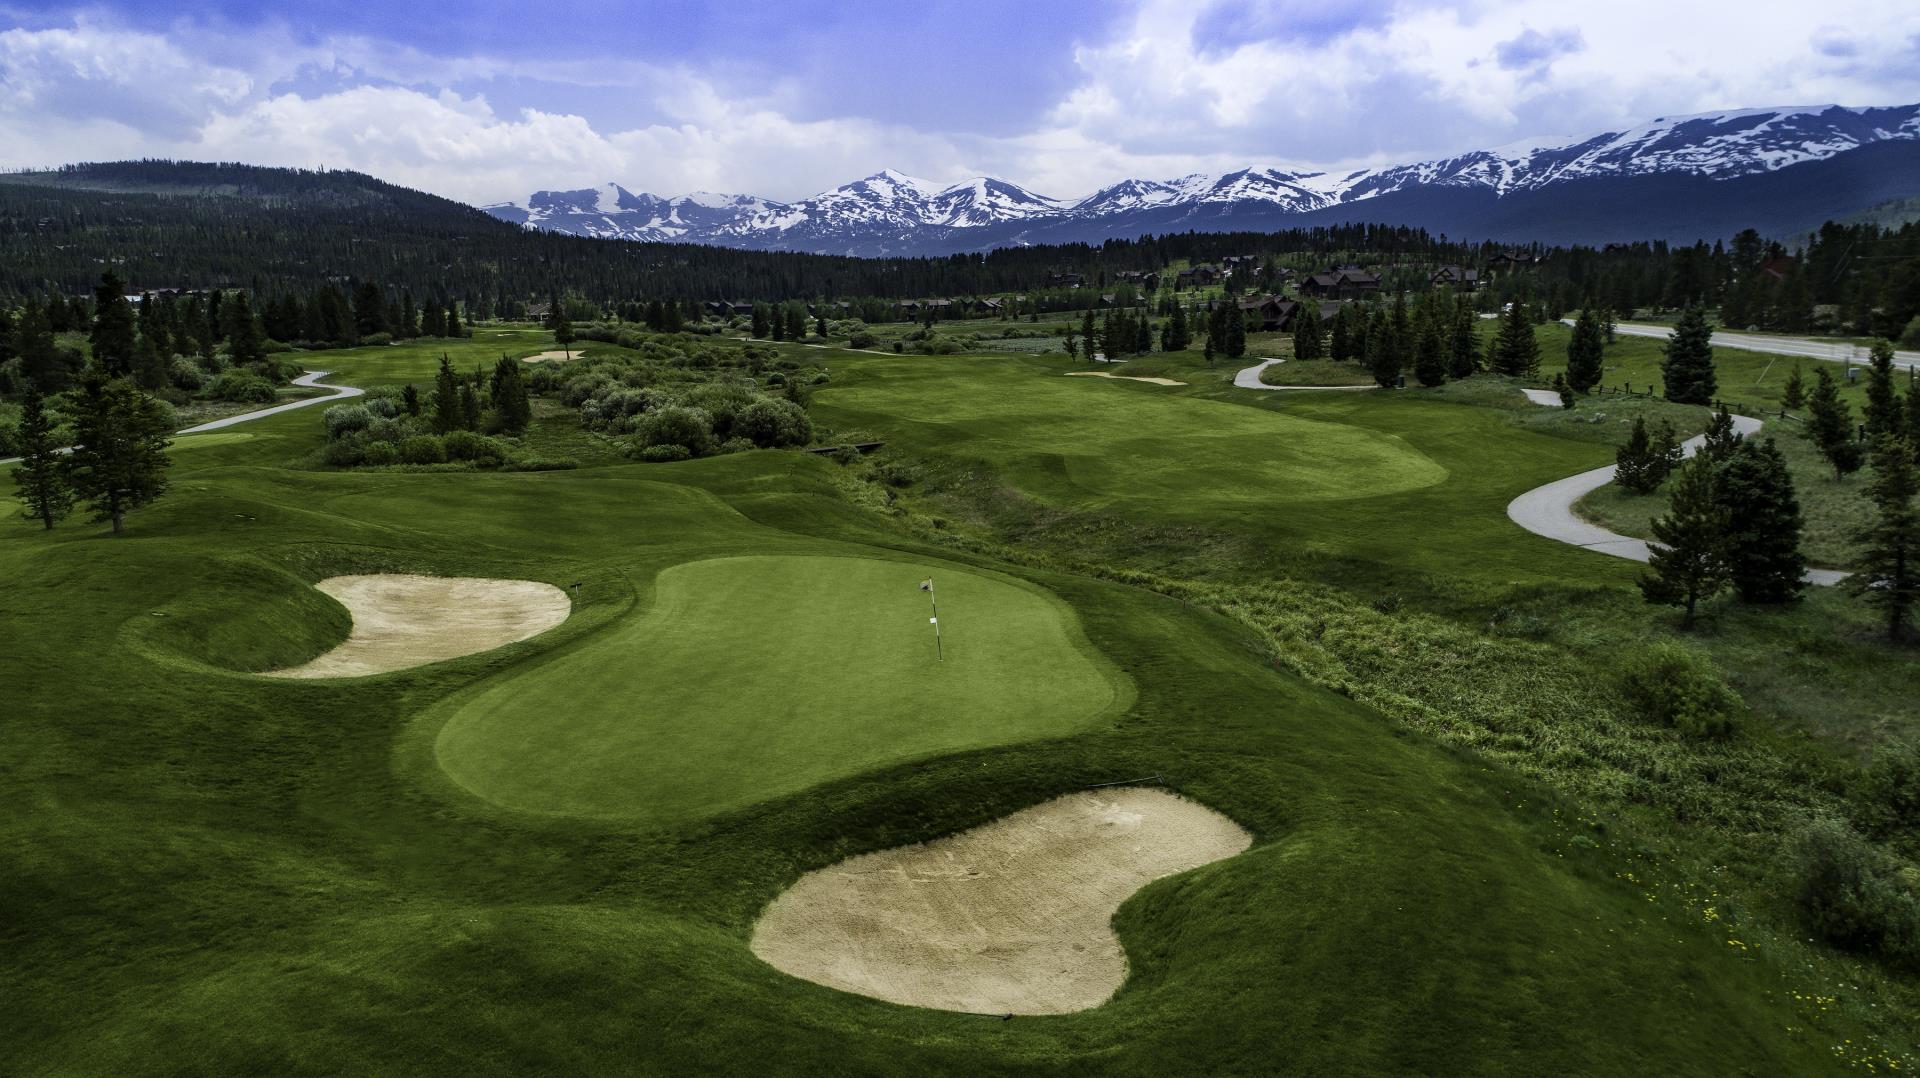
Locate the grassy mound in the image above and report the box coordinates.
[430,554,1124,822]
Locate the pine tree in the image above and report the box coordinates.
[1616,416,1683,494]
[422,299,446,338]
[88,271,139,377]
[553,305,575,360]
[1413,313,1446,386]
[445,301,463,338]
[1329,305,1353,362]
[1168,302,1189,351]
[459,383,481,431]
[1063,328,1078,363]
[224,291,266,367]
[1292,301,1324,360]
[1853,435,1920,641]
[1489,301,1539,376]
[785,306,805,341]
[1863,339,1901,437]
[1700,405,1743,464]
[431,356,462,434]
[1806,367,1864,480]
[64,373,172,535]
[1639,453,1731,627]
[489,356,532,434]
[1716,437,1806,603]
[401,384,422,417]
[1225,307,1246,359]
[400,290,419,338]
[11,383,73,530]
[14,301,71,391]
[1553,371,1574,408]
[1366,308,1400,388]
[1661,306,1717,404]
[1565,308,1605,393]
[353,281,389,339]
[1448,303,1479,379]
[1781,364,1806,411]
[1082,309,1099,362]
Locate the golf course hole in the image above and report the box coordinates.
[264,574,571,678]
[750,787,1251,1015]
[428,554,1124,823]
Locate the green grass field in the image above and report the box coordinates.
[5,327,1916,1075]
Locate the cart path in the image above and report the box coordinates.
[1505,411,1848,586]
[1565,320,1920,371]
[1233,358,1379,391]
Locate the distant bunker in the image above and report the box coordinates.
[264,574,570,678]
[750,787,1251,1015]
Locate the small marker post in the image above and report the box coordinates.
[920,577,942,661]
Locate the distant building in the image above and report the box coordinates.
[1176,265,1223,289]
[1236,295,1300,332]
[1429,265,1480,291]
[1298,265,1381,300]
[1047,272,1086,288]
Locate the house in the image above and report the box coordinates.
[1115,270,1161,292]
[1176,265,1222,289]
[1047,272,1086,288]
[975,297,1004,314]
[1236,294,1300,332]
[1488,251,1537,272]
[1298,265,1381,300]
[1429,265,1480,292]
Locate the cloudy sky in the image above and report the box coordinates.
[2,0,1918,205]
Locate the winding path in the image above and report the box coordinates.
[1233,359,1379,391]
[1505,413,1848,586]
[1565,320,1920,371]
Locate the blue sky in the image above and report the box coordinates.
[3,0,1918,204]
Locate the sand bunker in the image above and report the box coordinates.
[264,574,570,678]
[522,350,586,363]
[1064,370,1187,386]
[750,787,1250,1014]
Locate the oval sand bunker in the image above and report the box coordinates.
[265,574,570,678]
[750,787,1250,1015]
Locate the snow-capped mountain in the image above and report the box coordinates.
[485,103,1920,253]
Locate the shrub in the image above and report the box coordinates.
[849,331,879,349]
[636,404,713,457]
[733,397,814,448]
[716,436,756,454]
[638,443,692,462]
[1857,740,1920,841]
[1901,315,1920,350]
[323,404,374,441]
[360,441,400,466]
[168,357,206,391]
[205,369,276,403]
[365,396,402,419]
[1788,819,1920,965]
[1619,643,1743,738]
[322,439,365,467]
[360,331,393,347]
[443,430,508,466]
[398,435,447,464]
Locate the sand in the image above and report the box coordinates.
[1064,371,1188,386]
[264,574,571,679]
[522,350,586,363]
[749,787,1250,1015]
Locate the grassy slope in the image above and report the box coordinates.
[0,332,1904,1074]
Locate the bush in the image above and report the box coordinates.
[398,435,447,464]
[205,369,276,403]
[360,441,400,466]
[1789,819,1920,965]
[1857,740,1920,841]
[323,404,374,441]
[1901,315,1920,350]
[638,443,692,462]
[360,331,394,347]
[636,404,713,457]
[443,430,508,466]
[733,397,814,448]
[322,439,365,467]
[849,331,879,349]
[168,357,206,391]
[1619,643,1743,738]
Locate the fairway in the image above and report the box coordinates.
[430,554,1125,822]
[817,355,1447,511]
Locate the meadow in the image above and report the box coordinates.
[4,322,1916,1075]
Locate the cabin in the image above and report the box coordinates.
[1176,265,1223,289]
[1237,294,1299,332]
[1298,265,1380,300]
[1047,272,1086,288]
[1429,265,1480,292]
[1488,251,1538,272]
[974,297,1004,314]
[1115,270,1161,293]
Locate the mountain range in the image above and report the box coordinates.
[484,103,1920,255]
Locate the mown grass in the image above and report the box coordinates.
[3,331,1914,1074]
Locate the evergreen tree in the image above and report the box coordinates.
[553,304,576,360]
[131,334,167,391]
[444,301,463,338]
[1553,371,1574,408]
[1700,405,1743,464]
[1565,308,1605,393]
[488,356,532,434]
[1292,301,1324,360]
[401,384,421,417]
[224,291,266,367]
[817,314,829,339]
[459,383,481,431]
[1489,301,1539,376]
[1863,339,1901,437]
[64,373,172,535]
[431,356,462,434]
[422,299,447,338]
[1853,435,1920,641]
[353,281,389,338]
[1329,305,1353,363]
[1366,308,1400,388]
[1224,307,1246,358]
[1782,364,1806,411]
[1448,302,1479,379]
[89,271,139,376]
[1063,327,1078,363]
[1639,453,1731,627]
[1716,437,1806,603]
[1806,367,1864,479]
[1413,313,1446,387]
[14,301,71,392]
[1082,309,1099,362]
[1661,306,1717,404]
[784,305,805,341]
[11,383,73,530]
[1616,416,1683,493]
[1167,302,1189,351]
[400,290,419,338]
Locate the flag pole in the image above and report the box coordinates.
[926,577,943,661]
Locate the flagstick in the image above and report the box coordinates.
[927,578,943,661]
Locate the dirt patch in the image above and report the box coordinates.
[522,350,586,363]
[264,574,570,678]
[1064,370,1187,386]
[750,787,1250,1014]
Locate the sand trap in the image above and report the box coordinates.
[750,787,1250,1014]
[264,574,570,678]
[1064,370,1187,386]
[1520,388,1565,407]
[522,350,586,363]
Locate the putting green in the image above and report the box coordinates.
[817,357,1447,510]
[430,554,1125,822]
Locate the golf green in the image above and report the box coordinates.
[816,355,1448,511]
[430,553,1126,822]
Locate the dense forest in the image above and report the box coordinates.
[2,161,1919,343]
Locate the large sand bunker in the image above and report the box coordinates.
[522,350,585,363]
[264,574,570,678]
[750,787,1250,1015]
[1064,370,1187,386]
